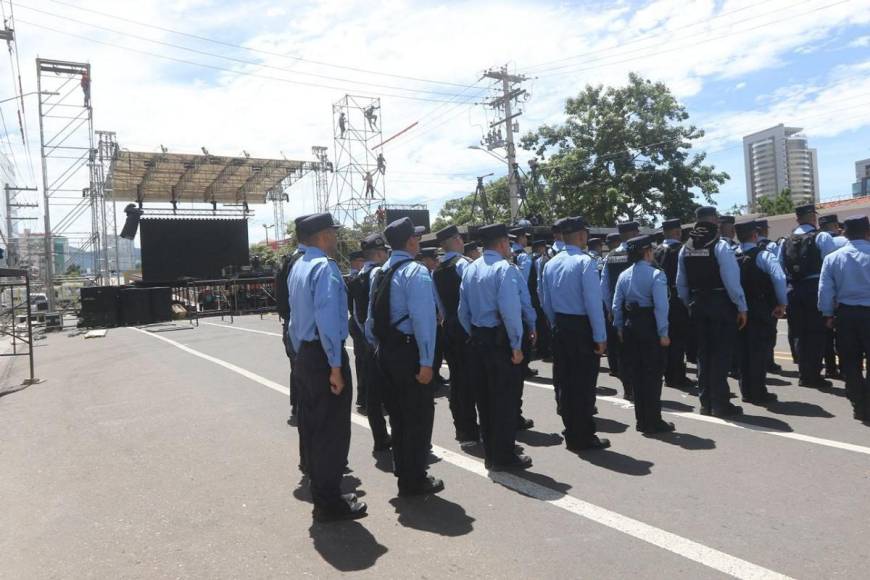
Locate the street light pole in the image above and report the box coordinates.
[263,224,274,245]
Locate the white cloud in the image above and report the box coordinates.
[850,35,870,47]
[1,0,870,244]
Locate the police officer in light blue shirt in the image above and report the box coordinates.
[279,215,312,426]
[677,206,748,418]
[779,204,839,388]
[734,221,787,405]
[818,216,870,423]
[613,234,673,434]
[287,212,366,523]
[818,213,848,379]
[541,216,610,451]
[509,225,538,425]
[602,221,640,401]
[459,223,532,471]
[367,217,442,496]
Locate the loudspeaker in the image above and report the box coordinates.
[80,286,120,327]
[120,204,143,240]
[120,287,152,326]
[149,287,172,323]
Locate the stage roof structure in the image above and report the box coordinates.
[106,150,309,204]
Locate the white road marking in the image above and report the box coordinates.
[132,326,792,580]
[527,381,870,456]
[204,320,870,456]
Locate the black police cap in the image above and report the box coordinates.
[294,213,314,235]
[561,216,590,234]
[463,242,479,253]
[384,217,424,248]
[418,247,439,259]
[755,219,769,229]
[719,215,736,225]
[843,215,869,235]
[552,217,569,233]
[531,238,548,248]
[662,218,681,230]
[587,237,603,249]
[605,232,621,244]
[509,226,528,237]
[300,212,340,235]
[361,233,389,251]
[734,220,758,236]
[617,221,640,234]
[626,234,653,252]
[795,203,816,218]
[436,224,460,243]
[818,214,839,227]
[478,223,509,241]
[695,206,718,223]
[349,250,365,261]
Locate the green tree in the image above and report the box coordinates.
[756,188,794,216]
[520,73,729,226]
[65,264,82,276]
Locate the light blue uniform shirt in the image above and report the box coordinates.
[612,260,670,338]
[551,240,565,254]
[818,239,870,316]
[833,235,848,249]
[778,224,838,280]
[287,246,348,368]
[540,244,607,343]
[757,238,778,257]
[458,249,525,350]
[364,250,437,366]
[676,239,748,313]
[737,242,788,306]
[600,242,628,312]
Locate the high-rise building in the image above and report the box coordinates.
[853,158,870,198]
[743,124,820,209]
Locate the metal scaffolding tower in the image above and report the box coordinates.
[36,58,97,311]
[330,95,385,226]
[311,145,331,212]
[95,130,119,281]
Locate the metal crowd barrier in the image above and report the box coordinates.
[159,276,278,325]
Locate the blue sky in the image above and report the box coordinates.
[3,0,870,244]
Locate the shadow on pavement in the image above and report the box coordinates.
[596,386,618,397]
[766,400,834,418]
[309,521,388,572]
[575,448,653,476]
[372,451,393,473]
[516,429,564,447]
[527,375,554,386]
[595,417,629,433]
[490,469,573,501]
[389,495,475,537]
[647,431,716,450]
[733,413,793,432]
[660,399,695,412]
[765,377,792,387]
[819,385,848,399]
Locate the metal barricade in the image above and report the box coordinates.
[0,268,37,384]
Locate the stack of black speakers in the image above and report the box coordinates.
[79,285,173,328]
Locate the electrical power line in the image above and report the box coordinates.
[37,0,479,90]
[16,3,479,99]
[523,0,814,73]
[533,0,853,78]
[15,18,479,104]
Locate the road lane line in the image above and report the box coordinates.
[131,326,792,580]
[527,381,870,456]
[202,321,869,456]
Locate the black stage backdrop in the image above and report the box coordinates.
[384,208,430,232]
[140,218,249,282]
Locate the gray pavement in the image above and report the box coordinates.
[1,314,868,579]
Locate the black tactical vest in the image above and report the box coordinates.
[347,267,374,325]
[605,249,631,293]
[275,250,305,319]
[654,242,682,290]
[683,237,725,291]
[782,230,822,281]
[737,247,775,307]
[433,255,464,318]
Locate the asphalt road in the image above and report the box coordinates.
[1,314,868,579]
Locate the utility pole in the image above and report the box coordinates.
[4,184,39,267]
[483,66,527,222]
